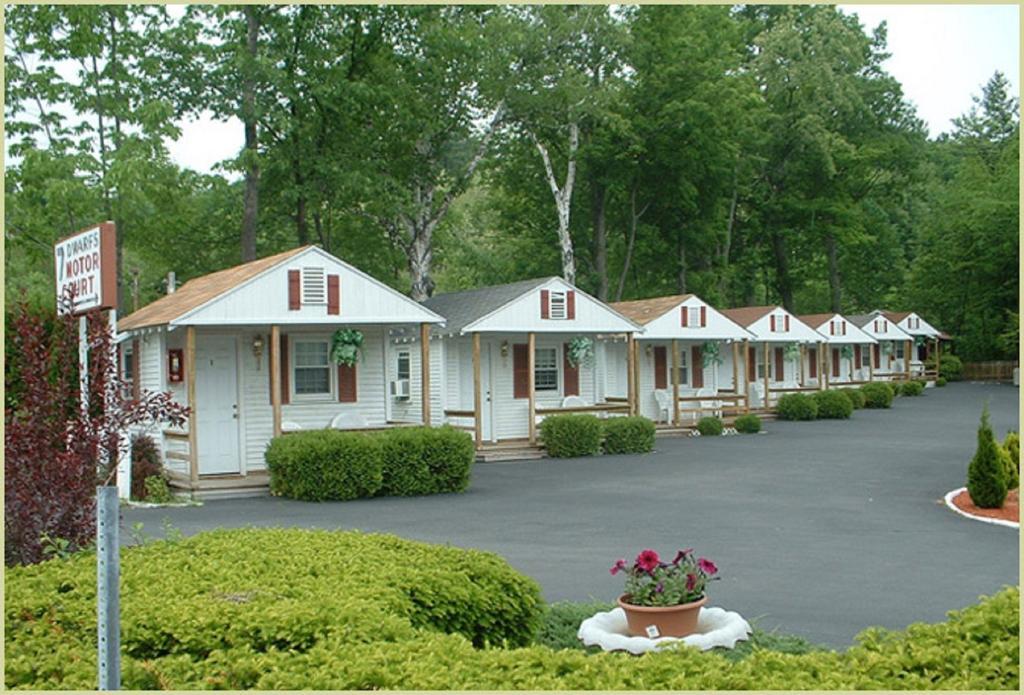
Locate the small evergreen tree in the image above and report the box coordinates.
[966,406,1008,508]
[1002,431,1019,490]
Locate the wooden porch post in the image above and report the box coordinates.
[472,333,482,448]
[731,341,739,395]
[743,341,751,413]
[763,343,770,408]
[270,325,282,438]
[671,339,680,426]
[868,345,875,382]
[935,338,941,378]
[527,332,537,444]
[186,326,199,486]
[799,344,806,387]
[905,339,912,381]
[420,323,431,426]
[821,342,828,390]
[626,334,637,416]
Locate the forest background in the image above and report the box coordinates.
[4,4,1019,360]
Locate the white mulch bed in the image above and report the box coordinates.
[578,606,751,655]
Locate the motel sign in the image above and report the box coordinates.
[55,222,117,315]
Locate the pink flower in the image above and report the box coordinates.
[636,549,660,573]
[672,548,694,565]
[698,558,718,575]
[686,573,697,591]
[609,558,627,575]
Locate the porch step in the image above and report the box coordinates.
[169,473,271,501]
[476,441,546,463]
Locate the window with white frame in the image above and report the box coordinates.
[549,291,567,320]
[675,348,689,385]
[894,342,905,359]
[293,340,331,395]
[301,267,327,305]
[861,348,871,367]
[396,351,411,381]
[534,347,559,390]
[122,344,134,383]
[772,313,786,332]
[756,347,766,379]
[687,307,700,327]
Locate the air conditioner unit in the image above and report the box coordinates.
[390,379,410,399]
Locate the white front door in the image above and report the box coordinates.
[481,342,495,442]
[195,335,241,475]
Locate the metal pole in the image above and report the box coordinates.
[96,486,120,690]
[79,316,89,416]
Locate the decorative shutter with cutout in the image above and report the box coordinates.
[809,348,818,379]
[563,344,579,396]
[774,347,784,381]
[288,270,301,310]
[513,344,529,398]
[327,274,340,315]
[832,349,840,377]
[854,345,862,369]
[748,347,757,382]
[873,344,881,368]
[700,306,706,327]
[566,290,575,319]
[830,321,835,336]
[681,307,689,327]
[770,315,776,332]
[784,315,790,332]
[540,290,550,319]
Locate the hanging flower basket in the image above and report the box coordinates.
[881,341,894,355]
[839,344,854,360]
[330,329,364,367]
[782,343,800,361]
[701,341,722,368]
[567,336,594,368]
[915,335,927,347]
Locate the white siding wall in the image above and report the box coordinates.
[388,334,446,426]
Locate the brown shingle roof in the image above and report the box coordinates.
[882,311,911,323]
[796,313,835,329]
[720,305,776,327]
[119,246,313,331]
[610,294,693,325]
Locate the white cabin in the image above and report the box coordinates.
[117,246,443,496]
[847,311,916,380]
[882,311,943,377]
[798,313,878,387]
[608,295,754,424]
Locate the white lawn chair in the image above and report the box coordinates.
[696,387,722,418]
[747,382,765,409]
[330,412,369,430]
[561,395,587,409]
[281,421,303,433]
[653,389,671,423]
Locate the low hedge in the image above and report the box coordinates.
[602,416,655,454]
[776,393,818,421]
[267,426,473,501]
[734,414,761,434]
[840,388,865,409]
[860,382,894,409]
[4,530,1018,690]
[540,414,603,458]
[812,390,853,419]
[936,376,948,387]
[697,416,724,436]
[900,380,925,397]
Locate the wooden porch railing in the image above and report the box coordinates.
[535,402,631,416]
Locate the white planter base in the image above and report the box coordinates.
[943,487,1019,529]
[577,606,752,655]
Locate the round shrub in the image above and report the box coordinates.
[602,416,656,454]
[734,413,762,434]
[860,382,894,409]
[967,407,1008,509]
[841,388,865,409]
[812,390,854,419]
[539,414,603,458]
[1003,431,1019,476]
[899,380,925,397]
[936,376,948,387]
[776,393,818,421]
[130,433,163,501]
[939,354,963,381]
[696,416,724,436]
[265,430,384,501]
[418,426,475,493]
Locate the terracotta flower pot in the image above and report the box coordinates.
[617,594,707,638]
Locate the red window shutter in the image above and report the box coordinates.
[784,315,790,332]
[513,344,529,399]
[770,315,776,332]
[774,347,784,381]
[748,348,757,381]
[563,343,579,396]
[809,348,818,378]
[653,346,667,389]
[280,335,290,404]
[830,322,835,336]
[566,290,576,319]
[873,344,880,368]
[338,364,357,403]
[681,307,689,327]
[831,348,840,377]
[288,270,301,310]
[327,274,340,315]
[841,322,847,336]
[131,338,141,399]
[854,345,862,368]
[700,306,707,327]
[691,346,704,388]
[540,290,550,319]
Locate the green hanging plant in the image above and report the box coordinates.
[330,329,364,367]
[701,341,722,368]
[567,336,594,368]
[881,341,894,355]
[915,335,927,347]
[782,343,800,361]
[840,344,854,360]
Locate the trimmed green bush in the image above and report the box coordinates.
[812,390,854,419]
[776,393,818,421]
[939,354,963,381]
[377,426,474,496]
[734,413,762,434]
[265,430,384,501]
[4,534,1017,689]
[143,476,174,504]
[601,416,655,454]
[1004,432,1020,489]
[696,416,724,436]
[899,380,925,397]
[860,382,894,408]
[417,426,475,493]
[936,376,948,387]
[967,406,1008,508]
[840,388,865,409]
[539,414,603,458]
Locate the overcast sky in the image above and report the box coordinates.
[29,4,1024,176]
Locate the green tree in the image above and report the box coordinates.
[966,405,1008,509]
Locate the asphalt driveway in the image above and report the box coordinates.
[125,382,1019,648]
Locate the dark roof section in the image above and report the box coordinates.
[720,305,776,328]
[846,312,878,329]
[611,294,694,326]
[421,277,553,334]
[796,313,835,328]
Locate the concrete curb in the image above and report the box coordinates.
[943,487,1019,529]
